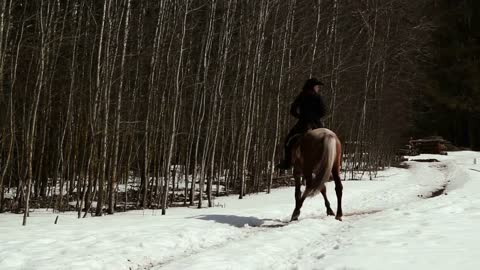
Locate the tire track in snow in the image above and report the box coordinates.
[285,211,385,268]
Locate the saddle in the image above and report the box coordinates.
[286,126,322,148]
[286,133,304,148]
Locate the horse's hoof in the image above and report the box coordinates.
[335,216,343,221]
[291,209,300,221]
[327,209,335,216]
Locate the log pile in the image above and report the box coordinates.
[410,136,448,155]
[397,144,419,156]
[398,136,459,156]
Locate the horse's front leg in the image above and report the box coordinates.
[291,172,302,221]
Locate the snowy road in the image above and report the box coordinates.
[1,152,479,270]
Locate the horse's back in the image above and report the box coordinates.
[304,128,337,140]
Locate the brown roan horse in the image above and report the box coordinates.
[290,128,343,221]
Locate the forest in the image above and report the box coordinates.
[0,0,477,222]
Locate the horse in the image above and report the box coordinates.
[290,128,343,221]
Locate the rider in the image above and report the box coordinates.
[276,78,327,170]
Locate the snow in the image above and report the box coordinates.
[1,151,480,270]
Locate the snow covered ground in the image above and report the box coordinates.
[1,152,479,270]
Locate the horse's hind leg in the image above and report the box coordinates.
[291,172,303,221]
[332,164,343,221]
[320,186,335,216]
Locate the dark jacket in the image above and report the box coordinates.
[290,92,327,124]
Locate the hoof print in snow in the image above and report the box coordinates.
[429,186,447,198]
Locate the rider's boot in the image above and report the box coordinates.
[276,145,292,170]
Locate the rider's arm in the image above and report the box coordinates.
[317,95,327,118]
[290,95,301,118]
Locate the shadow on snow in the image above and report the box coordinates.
[192,214,288,228]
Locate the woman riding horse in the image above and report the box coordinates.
[276,78,327,170]
[276,78,343,221]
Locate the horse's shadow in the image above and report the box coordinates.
[192,214,287,228]
[192,210,382,229]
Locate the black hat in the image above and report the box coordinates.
[303,78,324,91]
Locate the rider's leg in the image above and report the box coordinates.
[276,122,305,170]
[276,137,294,170]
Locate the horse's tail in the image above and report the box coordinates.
[304,134,337,198]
